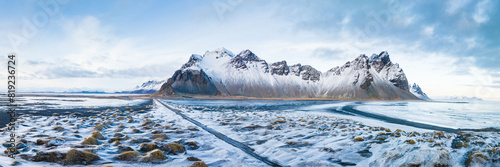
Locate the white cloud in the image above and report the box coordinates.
[465,37,477,49]
[473,0,492,24]
[341,16,350,25]
[422,26,434,37]
[446,0,471,15]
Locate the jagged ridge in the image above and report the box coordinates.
[410,83,430,100]
[154,48,418,100]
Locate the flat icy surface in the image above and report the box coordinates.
[0,97,499,167]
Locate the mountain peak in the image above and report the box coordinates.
[204,47,235,58]
[236,49,260,61]
[369,51,392,73]
[410,83,430,100]
[369,51,390,63]
[181,54,203,69]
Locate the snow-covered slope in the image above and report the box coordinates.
[410,83,430,100]
[155,48,418,100]
[126,79,165,94]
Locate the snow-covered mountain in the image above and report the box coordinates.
[126,79,165,94]
[154,48,418,100]
[410,83,430,100]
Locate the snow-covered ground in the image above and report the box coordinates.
[0,98,265,167]
[163,99,500,167]
[1,98,499,166]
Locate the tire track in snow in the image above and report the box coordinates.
[154,99,284,167]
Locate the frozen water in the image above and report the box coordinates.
[0,96,498,167]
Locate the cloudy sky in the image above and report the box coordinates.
[1,0,499,100]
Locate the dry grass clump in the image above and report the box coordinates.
[187,141,199,150]
[130,137,151,144]
[139,143,158,152]
[454,142,470,148]
[31,151,66,163]
[160,143,185,155]
[91,131,105,140]
[94,124,106,131]
[141,149,167,163]
[109,136,129,143]
[62,149,99,165]
[151,134,169,140]
[188,161,208,167]
[272,119,287,124]
[36,139,47,145]
[404,139,416,144]
[132,129,141,133]
[116,151,142,161]
[82,137,98,145]
[53,126,64,132]
[466,152,489,166]
[4,147,19,155]
[353,137,364,141]
[187,156,201,161]
[187,126,199,131]
[142,119,154,126]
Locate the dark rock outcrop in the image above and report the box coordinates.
[231,50,269,72]
[289,64,321,81]
[299,65,321,81]
[370,51,409,91]
[270,61,289,76]
[155,69,219,96]
[182,54,203,69]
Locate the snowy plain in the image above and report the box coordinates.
[0,95,498,166]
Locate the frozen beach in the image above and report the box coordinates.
[0,95,499,166]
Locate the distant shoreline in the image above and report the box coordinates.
[154,94,422,101]
[13,93,423,101]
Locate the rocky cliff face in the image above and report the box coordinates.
[153,48,418,100]
[155,69,219,96]
[270,61,289,76]
[410,83,430,100]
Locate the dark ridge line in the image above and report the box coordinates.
[341,105,457,133]
[456,127,500,133]
[341,105,500,133]
[154,99,284,167]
